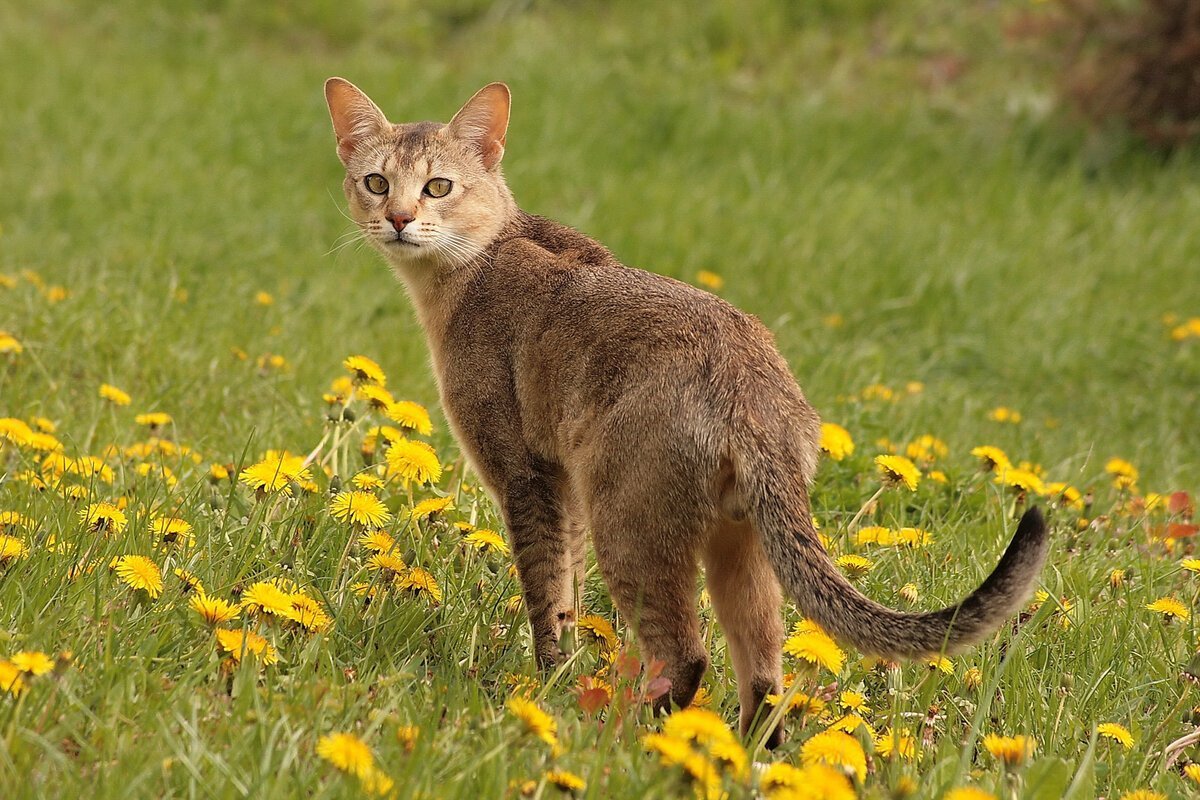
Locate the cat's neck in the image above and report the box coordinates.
[390,206,529,340]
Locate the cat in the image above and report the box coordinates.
[323,78,1049,747]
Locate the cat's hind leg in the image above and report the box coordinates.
[703,518,786,748]
[501,463,576,670]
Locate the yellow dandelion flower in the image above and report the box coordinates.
[113,555,163,598]
[0,511,34,531]
[577,615,619,651]
[288,593,333,633]
[800,729,867,782]
[190,593,241,625]
[508,696,559,749]
[134,412,172,429]
[784,620,846,674]
[0,332,24,355]
[11,651,54,676]
[765,691,826,717]
[464,528,509,555]
[330,490,392,528]
[899,582,920,603]
[398,567,443,603]
[316,732,374,778]
[819,423,855,461]
[695,270,724,291]
[343,355,387,386]
[98,383,131,406]
[1109,569,1127,588]
[544,769,586,794]
[410,495,454,520]
[396,724,419,752]
[663,707,738,748]
[0,661,25,696]
[1146,596,1190,620]
[1097,722,1134,749]
[761,762,854,800]
[359,767,394,796]
[351,472,384,491]
[386,400,433,435]
[839,690,870,714]
[905,434,948,463]
[368,552,408,576]
[358,529,396,553]
[1184,763,1200,784]
[0,534,28,562]
[357,384,396,411]
[876,727,921,761]
[835,554,873,579]
[987,406,1022,424]
[995,467,1045,495]
[1117,792,1166,800]
[970,445,1012,472]
[1105,457,1139,488]
[926,655,954,674]
[254,290,274,306]
[861,384,895,402]
[982,733,1035,766]
[215,627,277,665]
[152,517,193,546]
[875,454,920,491]
[385,439,442,485]
[173,568,205,594]
[239,452,312,495]
[241,581,298,620]
[945,788,998,800]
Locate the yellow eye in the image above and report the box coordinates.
[364,174,389,195]
[423,178,452,198]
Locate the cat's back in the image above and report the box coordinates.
[492,215,776,356]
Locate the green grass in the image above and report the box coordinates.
[2,1,1199,797]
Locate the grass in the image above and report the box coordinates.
[1,0,1199,797]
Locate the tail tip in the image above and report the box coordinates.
[1016,505,1048,543]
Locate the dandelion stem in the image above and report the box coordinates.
[847,483,887,531]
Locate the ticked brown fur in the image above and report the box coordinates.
[324,78,1050,746]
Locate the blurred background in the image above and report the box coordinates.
[1,0,1197,488]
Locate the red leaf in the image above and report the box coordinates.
[644,676,672,702]
[1167,523,1199,539]
[577,687,611,715]
[614,651,641,681]
[1169,491,1195,519]
[643,658,666,682]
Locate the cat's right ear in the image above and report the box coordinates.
[324,78,388,166]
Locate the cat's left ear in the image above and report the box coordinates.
[447,83,510,170]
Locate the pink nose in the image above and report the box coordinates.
[387,211,415,232]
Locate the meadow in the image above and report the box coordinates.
[2,1,1200,797]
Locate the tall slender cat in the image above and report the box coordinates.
[323,78,1049,746]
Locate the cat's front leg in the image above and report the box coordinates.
[500,462,574,669]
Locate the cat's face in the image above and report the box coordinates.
[326,80,515,278]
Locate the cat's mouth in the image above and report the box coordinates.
[387,234,420,248]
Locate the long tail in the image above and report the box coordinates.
[740,444,1050,659]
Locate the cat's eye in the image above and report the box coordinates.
[364,174,389,195]
[423,178,453,198]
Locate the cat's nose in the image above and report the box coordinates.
[386,210,415,232]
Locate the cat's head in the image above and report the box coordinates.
[324,78,516,278]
